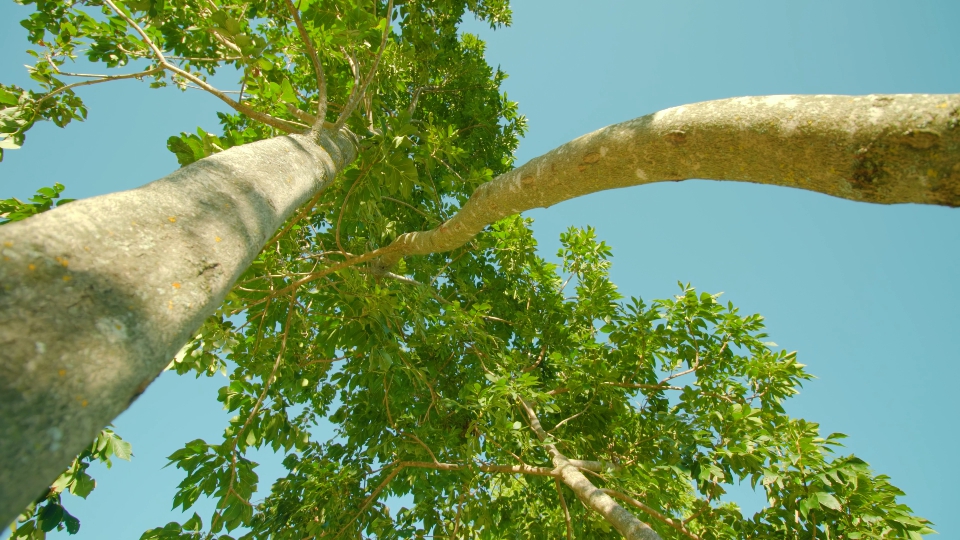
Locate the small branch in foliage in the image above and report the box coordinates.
[333,0,393,131]
[282,0,328,134]
[600,489,701,540]
[103,0,302,133]
[38,66,163,104]
[556,478,574,540]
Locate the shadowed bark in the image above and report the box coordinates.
[0,129,356,528]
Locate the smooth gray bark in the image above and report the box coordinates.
[0,130,356,527]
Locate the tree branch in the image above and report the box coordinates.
[282,0,328,135]
[102,0,303,134]
[37,66,163,104]
[377,94,960,268]
[518,397,662,540]
[332,0,393,132]
[600,489,701,540]
[555,478,574,540]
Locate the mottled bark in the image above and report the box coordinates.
[380,94,960,265]
[0,129,356,527]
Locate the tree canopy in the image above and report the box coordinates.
[1,0,953,539]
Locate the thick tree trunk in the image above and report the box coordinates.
[381,94,960,264]
[0,130,356,527]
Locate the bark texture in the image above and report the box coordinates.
[0,130,356,527]
[381,94,960,264]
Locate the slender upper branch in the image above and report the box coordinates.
[282,0,328,134]
[38,66,163,103]
[102,0,302,133]
[332,0,393,132]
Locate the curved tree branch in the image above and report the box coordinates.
[378,94,960,267]
[37,66,163,104]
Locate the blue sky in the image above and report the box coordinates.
[2,0,959,538]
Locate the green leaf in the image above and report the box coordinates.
[112,438,133,461]
[0,136,21,150]
[280,78,297,104]
[38,503,64,532]
[62,509,81,534]
[71,473,96,498]
[816,491,842,511]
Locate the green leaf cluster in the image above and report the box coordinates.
[9,428,131,539]
[0,183,74,225]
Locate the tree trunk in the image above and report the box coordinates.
[0,130,356,527]
[2,93,958,526]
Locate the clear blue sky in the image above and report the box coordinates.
[2,1,958,538]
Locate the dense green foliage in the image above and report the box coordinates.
[2,0,934,538]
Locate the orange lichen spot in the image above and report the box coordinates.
[58,369,66,377]
[215,236,222,242]
[168,216,177,223]
[55,256,68,267]
[3,241,12,247]
[62,275,71,282]
[28,263,36,271]
[81,400,88,407]
[172,282,181,289]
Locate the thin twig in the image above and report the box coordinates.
[335,164,372,253]
[102,0,301,133]
[381,196,439,223]
[333,464,406,540]
[556,478,574,540]
[550,393,597,433]
[38,66,163,103]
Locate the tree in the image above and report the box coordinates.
[0,0,954,538]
